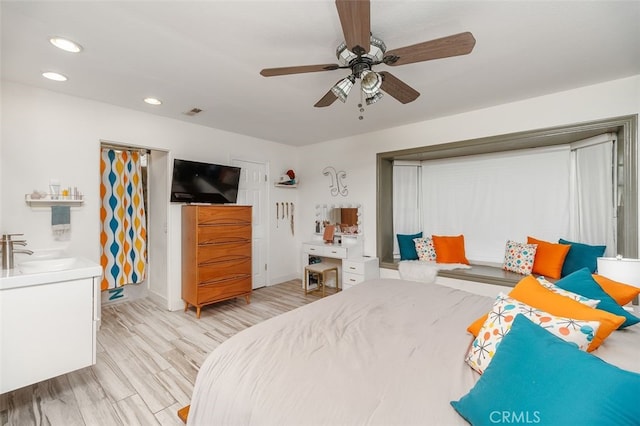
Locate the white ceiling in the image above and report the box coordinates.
[2,1,639,147]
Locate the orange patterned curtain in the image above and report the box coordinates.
[100,149,147,290]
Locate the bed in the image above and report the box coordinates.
[186,278,640,425]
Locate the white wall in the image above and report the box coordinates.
[297,75,640,262]
[3,75,639,309]
[0,81,300,310]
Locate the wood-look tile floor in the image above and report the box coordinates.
[0,279,321,425]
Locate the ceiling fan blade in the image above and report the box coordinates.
[335,0,370,55]
[379,71,420,104]
[384,32,476,66]
[314,88,339,108]
[260,64,340,77]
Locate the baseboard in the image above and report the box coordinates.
[269,272,299,286]
[147,290,169,310]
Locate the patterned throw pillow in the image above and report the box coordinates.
[453,316,640,426]
[537,276,600,308]
[465,293,600,374]
[413,237,436,261]
[502,240,537,275]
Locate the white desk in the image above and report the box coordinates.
[302,240,378,290]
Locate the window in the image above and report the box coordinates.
[377,115,637,269]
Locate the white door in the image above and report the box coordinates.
[233,159,267,289]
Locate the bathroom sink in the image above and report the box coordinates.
[2,257,101,291]
[18,257,78,273]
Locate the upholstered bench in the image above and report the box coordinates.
[304,262,340,297]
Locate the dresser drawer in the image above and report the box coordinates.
[197,206,251,224]
[342,260,364,275]
[323,246,347,259]
[343,271,366,286]
[198,258,251,284]
[302,244,323,255]
[197,242,251,265]
[198,224,251,244]
[198,277,252,304]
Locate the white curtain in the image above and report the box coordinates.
[420,146,571,263]
[568,133,616,255]
[393,161,421,256]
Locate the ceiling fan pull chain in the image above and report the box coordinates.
[358,89,365,120]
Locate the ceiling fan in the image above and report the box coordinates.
[260,0,476,109]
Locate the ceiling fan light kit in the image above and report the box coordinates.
[365,91,383,106]
[360,70,382,94]
[260,0,476,112]
[331,75,355,103]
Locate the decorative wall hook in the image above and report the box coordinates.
[322,166,348,197]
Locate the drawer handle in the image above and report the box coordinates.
[330,250,338,254]
[349,266,356,270]
[200,274,250,286]
[200,221,250,226]
[200,256,250,266]
[200,238,250,245]
[349,278,357,282]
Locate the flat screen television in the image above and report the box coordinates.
[170,159,241,204]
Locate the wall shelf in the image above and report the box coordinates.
[25,194,84,207]
[274,183,298,188]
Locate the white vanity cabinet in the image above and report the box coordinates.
[342,257,380,290]
[302,241,379,290]
[0,259,101,393]
[304,203,377,291]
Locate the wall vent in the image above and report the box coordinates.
[183,107,203,116]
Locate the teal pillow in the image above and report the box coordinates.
[451,315,640,425]
[396,232,422,260]
[559,238,606,276]
[555,267,639,328]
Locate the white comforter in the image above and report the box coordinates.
[188,278,640,425]
[188,279,494,425]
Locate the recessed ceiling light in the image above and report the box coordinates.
[42,72,68,82]
[144,97,162,105]
[49,37,82,53]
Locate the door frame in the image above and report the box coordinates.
[99,140,171,309]
[232,158,270,289]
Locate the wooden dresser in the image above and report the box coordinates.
[182,205,252,318]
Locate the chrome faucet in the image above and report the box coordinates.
[1,234,34,270]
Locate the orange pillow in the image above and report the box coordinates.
[467,275,625,351]
[527,236,570,279]
[467,312,488,336]
[593,274,640,306]
[432,234,469,264]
